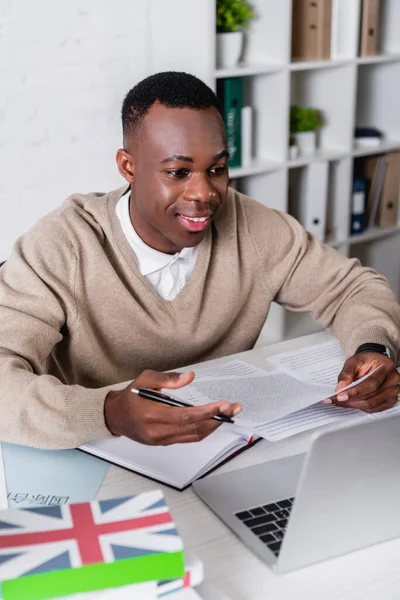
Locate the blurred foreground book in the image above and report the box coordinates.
[0,491,185,600]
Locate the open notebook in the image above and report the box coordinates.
[81,427,255,491]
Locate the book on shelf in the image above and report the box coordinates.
[363,154,386,227]
[241,105,253,168]
[289,161,329,241]
[362,152,400,228]
[377,152,400,228]
[359,0,381,57]
[330,0,346,59]
[217,77,243,169]
[351,176,367,235]
[0,491,185,600]
[292,0,333,61]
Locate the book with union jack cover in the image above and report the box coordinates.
[0,491,185,600]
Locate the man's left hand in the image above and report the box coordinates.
[324,352,400,413]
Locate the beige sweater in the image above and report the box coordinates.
[1,186,399,449]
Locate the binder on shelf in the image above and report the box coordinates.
[241,106,253,168]
[292,0,333,61]
[363,154,387,228]
[330,0,341,59]
[359,0,381,57]
[217,77,243,169]
[351,177,366,235]
[377,152,400,228]
[294,161,329,241]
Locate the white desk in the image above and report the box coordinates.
[98,331,400,600]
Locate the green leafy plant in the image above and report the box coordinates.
[290,105,324,133]
[216,0,255,33]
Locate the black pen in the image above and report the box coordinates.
[130,387,235,424]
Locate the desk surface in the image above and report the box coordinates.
[98,331,400,600]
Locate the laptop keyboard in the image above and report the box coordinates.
[235,497,294,557]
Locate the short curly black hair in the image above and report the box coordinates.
[121,71,223,140]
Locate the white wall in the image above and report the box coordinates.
[0,0,151,260]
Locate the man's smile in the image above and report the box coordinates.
[176,213,211,232]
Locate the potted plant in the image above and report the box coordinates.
[216,0,255,69]
[290,105,324,156]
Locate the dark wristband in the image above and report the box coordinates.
[355,343,391,360]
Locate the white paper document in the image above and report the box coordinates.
[173,359,335,426]
[172,340,398,441]
[267,339,346,385]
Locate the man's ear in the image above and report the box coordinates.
[116,148,135,183]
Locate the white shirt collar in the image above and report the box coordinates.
[115,193,197,276]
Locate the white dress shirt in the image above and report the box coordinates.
[115,194,198,301]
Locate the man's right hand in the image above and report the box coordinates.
[104,369,242,445]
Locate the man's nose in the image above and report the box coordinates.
[184,174,216,203]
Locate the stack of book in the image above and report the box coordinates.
[354,127,384,151]
[291,0,381,61]
[0,491,203,600]
[351,152,400,234]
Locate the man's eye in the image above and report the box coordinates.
[168,169,189,179]
[209,166,227,176]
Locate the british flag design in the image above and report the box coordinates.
[0,491,184,599]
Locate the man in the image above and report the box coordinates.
[0,71,399,450]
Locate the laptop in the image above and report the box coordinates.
[192,413,400,572]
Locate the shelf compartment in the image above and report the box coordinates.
[356,62,400,145]
[239,71,290,165]
[290,64,357,154]
[241,0,292,66]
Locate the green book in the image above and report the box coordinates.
[217,77,243,169]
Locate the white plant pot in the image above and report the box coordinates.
[295,131,317,156]
[216,31,243,69]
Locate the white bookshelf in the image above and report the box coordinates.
[149,0,400,344]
